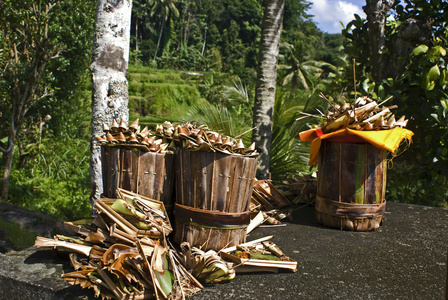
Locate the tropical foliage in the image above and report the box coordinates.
[279,41,333,92]
[0,0,95,201]
[2,0,447,222]
[342,0,448,206]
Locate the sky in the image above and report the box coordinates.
[307,0,365,34]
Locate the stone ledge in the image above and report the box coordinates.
[0,202,447,299]
[0,247,95,300]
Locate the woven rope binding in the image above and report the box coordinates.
[315,195,386,231]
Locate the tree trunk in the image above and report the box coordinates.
[153,18,165,61]
[201,26,207,57]
[0,111,16,200]
[135,20,139,53]
[90,0,132,210]
[252,0,285,180]
[387,18,431,79]
[1,149,14,200]
[363,0,394,82]
[1,123,15,200]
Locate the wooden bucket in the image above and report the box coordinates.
[101,147,175,209]
[173,149,257,250]
[315,138,387,231]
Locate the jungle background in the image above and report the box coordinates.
[1,0,447,221]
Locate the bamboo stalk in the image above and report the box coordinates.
[362,108,390,124]
[296,111,323,121]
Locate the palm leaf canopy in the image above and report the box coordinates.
[279,41,333,91]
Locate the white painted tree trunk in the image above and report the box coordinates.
[90,0,132,210]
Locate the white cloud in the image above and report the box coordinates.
[308,0,365,33]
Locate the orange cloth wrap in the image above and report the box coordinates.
[299,127,414,166]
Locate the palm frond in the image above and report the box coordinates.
[223,77,249,104]
[183,104,252,145]
[282,72,295,87]
[269,91,312,180]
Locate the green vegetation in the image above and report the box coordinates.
[128,65,208,122]
[1,0,447,223]
[341,0,448,207]
[7,135,92,220]
[0,217,37,250]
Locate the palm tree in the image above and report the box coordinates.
[252,0,285,180]
[149,0,179,61]
[279,41,332,92]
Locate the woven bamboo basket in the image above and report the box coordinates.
[101,146,175,209]
[173,149,258,250]
[315,137,387,231]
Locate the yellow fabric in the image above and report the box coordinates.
[300,127,414,166]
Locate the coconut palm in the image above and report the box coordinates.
[149,0,180,61]
[252,0,285,180]
[279,41,332,92]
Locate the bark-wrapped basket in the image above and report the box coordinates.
[173,149,257,250]
[315,137,387,231]
[101,146,175,209]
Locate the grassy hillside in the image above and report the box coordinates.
[128,64,209,126]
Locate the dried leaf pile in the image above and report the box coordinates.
[284,173,317,204]
[250,180,292,226]
[95,119,174,153]
[313,93,409,133]
[35,188,206,300]
[96,119,258,157]
[35,188,295,299]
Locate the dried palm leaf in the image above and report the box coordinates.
[179,242,235,284]
[220,236,297,273]
[34,236,92,257]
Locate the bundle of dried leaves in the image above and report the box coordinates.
[34,188,298,299]
[299,93,409,133]
[35,189,202,300]
[96,119,258,157]
[95,119,174,153]
[178,242,235,283]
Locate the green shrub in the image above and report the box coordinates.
[6,136,91,221]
